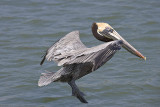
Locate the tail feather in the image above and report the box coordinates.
[38,68,64,87]
[38,70,56,87]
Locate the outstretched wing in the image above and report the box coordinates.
[57,40,123,71]
[40,31,87,65]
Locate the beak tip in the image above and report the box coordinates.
[141,56,146,61]
[135,51,146,61]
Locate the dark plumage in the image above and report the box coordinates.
[38,22,145,103]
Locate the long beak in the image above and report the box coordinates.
[108,29,146,60]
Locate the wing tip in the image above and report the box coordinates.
[40,57,45,65]
[66,30,80,38]
[40,53,47,65]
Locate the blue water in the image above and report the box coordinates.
[0,0,160,107]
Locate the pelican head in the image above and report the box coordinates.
[92,22,146,60]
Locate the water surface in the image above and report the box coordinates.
[0,0,160,107]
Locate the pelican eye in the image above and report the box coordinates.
[105,27,114,33]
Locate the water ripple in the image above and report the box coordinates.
[0,0,159,106]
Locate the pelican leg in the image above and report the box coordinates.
[68,80,88,103]
[71,86,86,97]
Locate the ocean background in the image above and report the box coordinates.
[0,0,160,107]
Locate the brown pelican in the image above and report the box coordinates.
[38,22,146,103]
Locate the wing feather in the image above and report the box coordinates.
[58,40,123,71]
[40,31,86,65]
[40,29,122,70]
